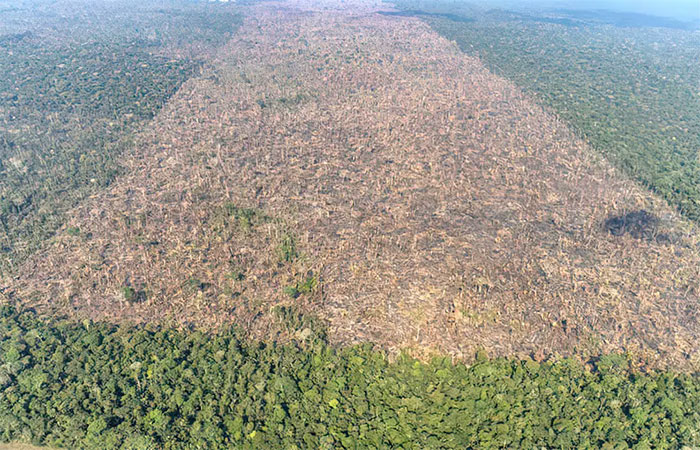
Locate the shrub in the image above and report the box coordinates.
[283,275,318,298]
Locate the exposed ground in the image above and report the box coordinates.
[0,444,48,450]
[3,0,700,370]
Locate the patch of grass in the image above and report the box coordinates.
[210,204,268,239]
[183,278,209,292]
[65,227,81,237]
[277,233,298,263]
[121,285,147,303]
[226,270,245,282]
[277,93,307,107]
[457,308,499,326]
[283,274,318,298]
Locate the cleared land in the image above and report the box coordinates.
[0,0,241,271]
[394,1,700,222]
[2,0,700,372]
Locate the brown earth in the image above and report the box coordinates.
[0,444,50,450]
[3,0,700,370]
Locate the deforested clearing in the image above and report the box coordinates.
[3,0,700,371]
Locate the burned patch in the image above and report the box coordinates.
[604,210,659,240]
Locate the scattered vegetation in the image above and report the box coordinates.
[65,227,81,238]
[277,233,299,264]
[121,286,147,304]
[1,306,700,449]
[284,274,318,299]
[210,204,269,238]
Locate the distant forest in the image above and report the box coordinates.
[392,0,700,222]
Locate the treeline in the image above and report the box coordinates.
[1,306,699,448]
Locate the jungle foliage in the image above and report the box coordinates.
[0,2,242,272]
[1,306,700,449]
[392,0,700,222]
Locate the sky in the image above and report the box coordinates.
[485,0,700,22]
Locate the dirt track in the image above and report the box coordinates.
[5,0,700,369]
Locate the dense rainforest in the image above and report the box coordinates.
[2,306,700,448]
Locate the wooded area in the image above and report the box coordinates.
[2,306,699,448]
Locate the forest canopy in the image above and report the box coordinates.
[2,306,700,449]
